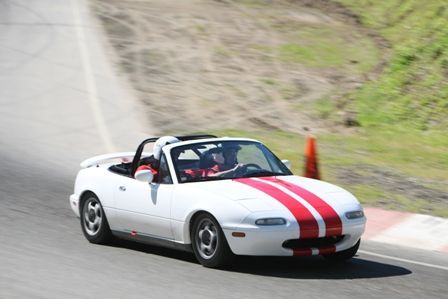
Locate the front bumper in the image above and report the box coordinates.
[223,220,365,256]
[69,194,80,217]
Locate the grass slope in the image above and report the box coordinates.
[337,0,448,130]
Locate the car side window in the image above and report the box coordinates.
[157,154,172,184]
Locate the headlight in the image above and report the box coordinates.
[255,218,287,225]
[345,210,364,219]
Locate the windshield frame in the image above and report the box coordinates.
[170,140,292,184]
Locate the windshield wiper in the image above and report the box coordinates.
[185,176,226,183]
[242,170,287,178]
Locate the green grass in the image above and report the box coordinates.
[260,78,277,86]
[249,21,379,74]
[314,97,336,120]
[277,26,379,73]
[347,184,445,216]
[194,24,207,35]
[320,128,448,181]
[214,46,232,58]
[279,43,344,66]
[336,0,448,130]
[211,128,448,217]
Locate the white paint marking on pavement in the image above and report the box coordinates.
[359,250,448,271]
[71,0,115,152]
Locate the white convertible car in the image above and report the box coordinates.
[70,135,366,268]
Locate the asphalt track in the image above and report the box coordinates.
[0,1,447,298]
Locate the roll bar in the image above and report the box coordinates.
[131,134,217,175]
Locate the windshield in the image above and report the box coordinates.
[171,140,292,183]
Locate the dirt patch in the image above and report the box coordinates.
[91,0,385,134]
[336,164,448,214]
[291,0,390,74]
[338,165,448,202]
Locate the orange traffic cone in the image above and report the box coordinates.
[303,134,320,179]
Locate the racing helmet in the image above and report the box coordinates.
[153,136,180,160]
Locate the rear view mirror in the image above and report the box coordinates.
[281,159,291,170]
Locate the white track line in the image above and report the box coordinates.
[71,0,115,152]
[359,250,448,271]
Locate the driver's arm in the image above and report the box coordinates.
[208,163,243,177]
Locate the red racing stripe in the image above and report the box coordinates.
[260,177,343,237]
[234,178,319,239]
[317,246,336,255]
[293,248,313,256]
[294,247,335,256]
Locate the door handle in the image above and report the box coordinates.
[119,186,126,191]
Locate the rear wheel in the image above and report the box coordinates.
[324,239,360,262]
[191,213,234,268]
[80,193,112,244]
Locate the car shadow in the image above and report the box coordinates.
[224,255,412,279]
[107,240,411,280]
[107,239,197,263]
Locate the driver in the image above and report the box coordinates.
[221,144,242,171]
[206,147,243,177]
[183,144,244,179]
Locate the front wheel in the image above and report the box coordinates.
[80,193,113,244]
[324,239,360,262]
[191,213,234,268]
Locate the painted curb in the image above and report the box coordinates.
[363,207,448,253]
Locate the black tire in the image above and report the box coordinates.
[80,193,113,244]
[324,239,360,262]
[191,213,234,268]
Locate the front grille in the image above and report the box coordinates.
[282,235,344,249]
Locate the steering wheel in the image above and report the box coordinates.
[235,163,262,177]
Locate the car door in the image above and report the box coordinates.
[114,154,175,239]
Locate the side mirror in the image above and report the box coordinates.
[135,169,154,183]
[281,159,291,170]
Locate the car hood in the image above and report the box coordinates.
[192,176,343,199]
[189,175,359,211]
